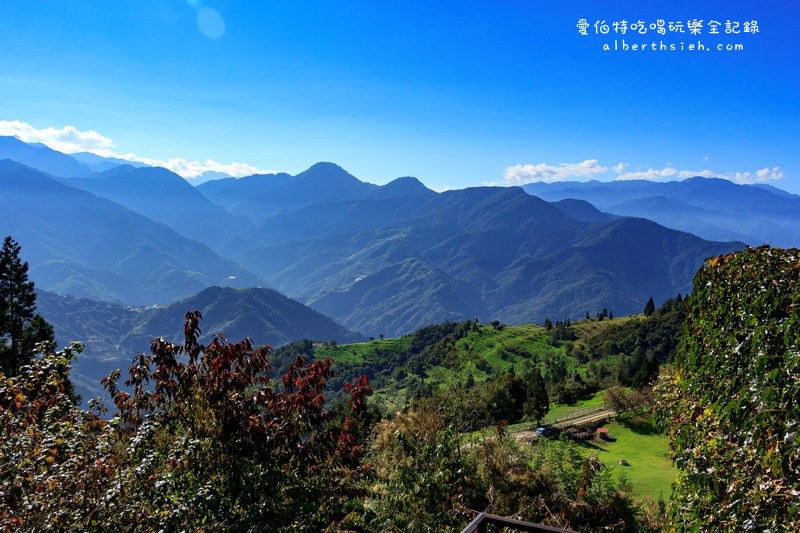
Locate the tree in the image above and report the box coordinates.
[614,357,627,385]
[523,367,549,424]
[465,372,475,388]
[0,236,54,375]
[1,311,373,530]
[631,354,659,389]
[604,385,637,415]
[643,296,655,316]
[543,318,553,330]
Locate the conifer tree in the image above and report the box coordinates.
[0,236,54,375]
[523,367,549,425]
[631,354,659,389]
[643,296,655,316]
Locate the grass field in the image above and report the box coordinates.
[321,336,413,365]
[542,389,608,423]
[571,313,643,340]
[578,416,675,501]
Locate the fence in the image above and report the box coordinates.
[545,404,606,425]
[461,512,574,532]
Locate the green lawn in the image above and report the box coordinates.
[578,417,675,501]
[542,389,608,423]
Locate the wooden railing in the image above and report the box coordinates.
[460,512,575,532]
[545,404,605,425]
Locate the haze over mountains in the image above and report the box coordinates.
[523,178,800,247]
[0,135,96,177]
[63,165,253,247]
[198,162,435,222]
[37,287,364,400]
[227,186,740,336]
[0,160,260,305]
[3,133,796,353]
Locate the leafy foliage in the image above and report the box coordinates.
[1,312,371,531]
[657,246,800,530]
[603,385,653,417]
[0,342,111,530]
[38,286,363,401]
[363,407,648,531]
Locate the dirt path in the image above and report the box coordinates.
[514,410,615,444]
[552,409,615,428]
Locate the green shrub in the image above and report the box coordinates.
[657,246,800,530]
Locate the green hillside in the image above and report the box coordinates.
[233,185,741,338]
[272,306,679,412]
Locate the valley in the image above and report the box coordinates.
[1,135,797,531]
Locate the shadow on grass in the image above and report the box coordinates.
[619,415,660,436]
[576,440,605,452]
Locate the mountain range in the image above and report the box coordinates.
[523,178,800,247]
[37,286,364,401]
[0,159,261,304]
[0,135,95,177]
[198,162,435,222]
[63,165,253,247]
[224,186,740,336]
[6,133,798,340]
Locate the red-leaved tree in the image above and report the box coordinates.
[2,311,370,531]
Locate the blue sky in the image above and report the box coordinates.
[0,0,798,191]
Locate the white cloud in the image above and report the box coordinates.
[677,169,715,179]
[0,120,271,179]
[612,162,628,173]
[616,167,679,181]
[0,120,113,153]
[614,164,784,184]
[106,151,269,179]
[491,159,607,185]
[731,166,784,184]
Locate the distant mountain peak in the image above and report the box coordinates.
[388,176,422,185]
[370,176,434,198]
[0,135,94,178]
[301,161,352,176]
[552,198,613,222]
[681,175,727,184]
